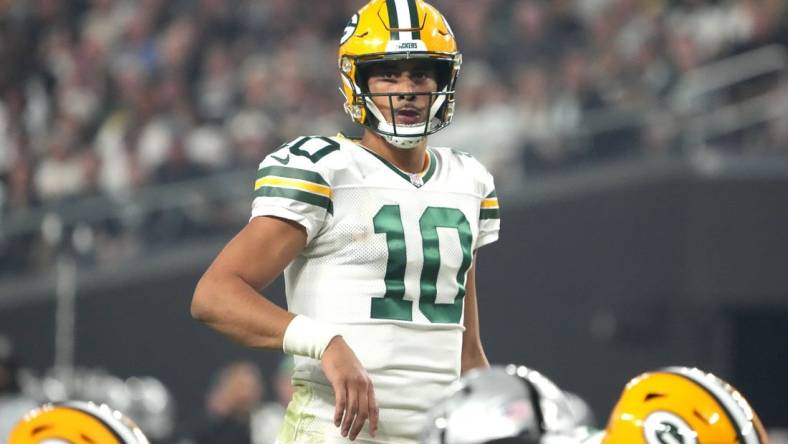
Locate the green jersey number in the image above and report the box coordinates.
[372,205,473,324]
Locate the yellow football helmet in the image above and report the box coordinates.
[338,0,461,147]
[602,367,768,444]
[9,400,150,444]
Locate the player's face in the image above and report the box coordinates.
[366,60,439,127]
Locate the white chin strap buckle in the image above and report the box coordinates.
[378,121,429,149]
[383,133,425,149]
[364,94,445,149]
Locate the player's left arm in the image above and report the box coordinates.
[461,253,490,374]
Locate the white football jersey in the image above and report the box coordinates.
[251,134,500,441]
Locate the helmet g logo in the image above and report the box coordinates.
[340,13,359,44]
[643,412,698,444]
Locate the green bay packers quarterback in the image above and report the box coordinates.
[191,0,499,442]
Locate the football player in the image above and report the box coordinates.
[420,365,590,444]
[421,365,769,444]
[8,400,150,444]
[584,366,770,444]
[191,1,499,443]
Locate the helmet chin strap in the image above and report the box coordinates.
[364,92,447,150]
[383,128,425,149]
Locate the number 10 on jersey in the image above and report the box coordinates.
[372,205,473,324]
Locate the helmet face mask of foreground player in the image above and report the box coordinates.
[601,366,769,444]
[338,0,462,149]
[9,400,150,444]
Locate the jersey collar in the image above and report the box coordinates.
[338,133,437,188]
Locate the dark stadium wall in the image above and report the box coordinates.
[475,175,788,426]
[478,180,696,416]
[1,174,787,431]
[477,175,788,426]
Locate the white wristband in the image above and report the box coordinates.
[282,315,340,360]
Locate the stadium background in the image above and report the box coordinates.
[1,0,787,442]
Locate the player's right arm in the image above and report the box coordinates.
[191,137,330,348]
[190,215,304,350]
[191,138,378,440]
[190,215,378,439]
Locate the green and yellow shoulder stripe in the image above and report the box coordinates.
[254,165,333,214]
[480,190,499,220]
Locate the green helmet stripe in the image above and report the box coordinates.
[386,0,400,40]
[407,0,420,40]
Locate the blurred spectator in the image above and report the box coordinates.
[0,335,38,443]
[515,66,570,174]
[3,148,36,211]
[186,125,231,171]
[196,361,264,444]
[226,108,274,165]
[196,42,238,123]
[666,0,753,59]
[768,78,788,151]
[33,122,96,203]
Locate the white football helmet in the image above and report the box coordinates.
[420,365,588,444]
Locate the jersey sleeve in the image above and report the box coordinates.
[477,169,500,249]
[250,138,335,243]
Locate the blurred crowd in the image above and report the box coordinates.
[1,0,787,274]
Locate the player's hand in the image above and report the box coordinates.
[321,336,379,440]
